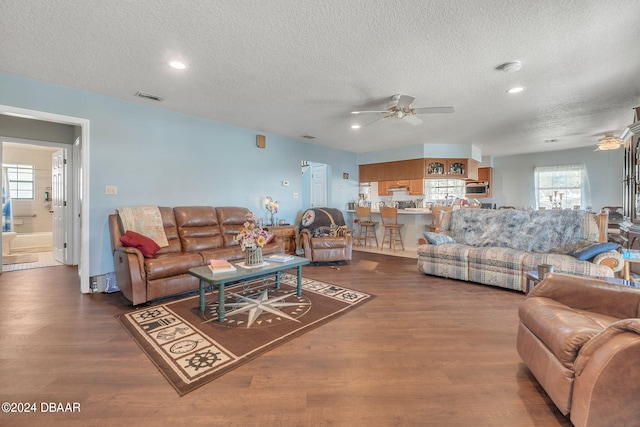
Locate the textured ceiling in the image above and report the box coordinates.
[1,0,639,156]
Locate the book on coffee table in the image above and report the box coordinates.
[266,254,294,262]
[208,259,236,273]
[622,249,640,260]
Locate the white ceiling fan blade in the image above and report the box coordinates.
[361,116,388,127]
[351,110,389,114]
[403,115,423,126]
[395,95,415,109]
[413,106,455,114]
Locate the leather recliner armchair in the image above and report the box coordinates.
[517,273,640,427]
[299,208,352,263]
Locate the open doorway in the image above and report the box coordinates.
[0,104,89,293]
[1,139,72,271]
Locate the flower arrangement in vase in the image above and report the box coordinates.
[235,212,268,250]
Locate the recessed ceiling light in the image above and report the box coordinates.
[350,111,360,115]
[169,61,187,70]
[351,124,361,129]
[507,86,525,94]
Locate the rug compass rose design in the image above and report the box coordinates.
[205,289,311,328]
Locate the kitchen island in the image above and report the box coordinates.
[346,208,432,251]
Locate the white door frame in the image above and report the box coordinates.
[0,104,90,293]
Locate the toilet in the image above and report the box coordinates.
[2,231,16,255]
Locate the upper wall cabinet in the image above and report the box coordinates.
[425,158,479,180]
[359,159,424,182]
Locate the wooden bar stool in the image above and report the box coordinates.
[355,206,379,248]
[380,206,404,251]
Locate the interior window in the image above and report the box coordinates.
[425,179,465,203]
[534,164,585,210]
[3,163,34,200]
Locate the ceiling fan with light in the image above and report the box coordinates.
[351,94,454,127]
[595,134,624,151]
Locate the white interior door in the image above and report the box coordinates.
[52,149,67,263]
[311,163,327,207]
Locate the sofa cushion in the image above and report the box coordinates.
[119,230,161,258]
[523,253,614,278]
[144,252,204,280]
[519,297,619,368]
[216,207,251,247]
[417,243,471,281]
[156,206,182,254]
[423,232,455,245]
[568,242,621,261]
[467,246,528,291]
[175,206,224,251]
[309,237,348,249]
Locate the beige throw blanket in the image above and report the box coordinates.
[117,205,169,247]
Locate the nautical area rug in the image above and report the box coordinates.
[117,274,373,395]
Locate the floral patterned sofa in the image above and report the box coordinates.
[417,209,624,293]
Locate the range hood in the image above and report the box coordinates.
[386,186,409,192]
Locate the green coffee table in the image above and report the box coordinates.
[188,255,310,322]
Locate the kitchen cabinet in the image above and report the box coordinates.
[425,158,479,180]
[477,167,492,182]
[378,179,424,196]
[359,163,386,182]
[360,159,424,182]
[383,159,424,180]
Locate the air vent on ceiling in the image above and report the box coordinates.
[302,135,316,140]
[135,91,164,102]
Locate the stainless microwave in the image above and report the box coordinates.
[465,182,490,196]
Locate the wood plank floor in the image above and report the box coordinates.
[0,252,571,427]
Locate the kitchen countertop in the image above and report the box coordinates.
[347,208,432,215]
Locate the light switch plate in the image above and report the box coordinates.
[105,185,118,195]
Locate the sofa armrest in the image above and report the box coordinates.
[592,250,624,273]
[574,318,640,375]
[571,319,640,427]
[528,273,640,318]
[113,247,147,305]
[300,229,312,259]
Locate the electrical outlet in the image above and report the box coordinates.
[90,276,98,291]
[105,185,118,195]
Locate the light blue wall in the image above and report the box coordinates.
[0,73,358,276]
[486,146,623,210]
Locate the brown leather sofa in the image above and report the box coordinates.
[517,273,640,427]
[299,208,352,263]
[109,206,284,305]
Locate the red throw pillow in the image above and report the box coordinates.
[120,230,161,258]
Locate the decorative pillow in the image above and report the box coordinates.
[439,210,453,232]
[120,230,161,258]
[423,232,456,245]
[582,213,600,242]
[568,241,620,261]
